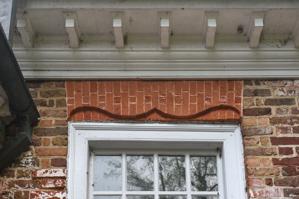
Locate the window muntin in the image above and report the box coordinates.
[90,151,221,199]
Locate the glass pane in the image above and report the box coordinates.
[127,155,154,191]
[94,196,121,199]
[159,156,186,191]
[159,196,187,199]
[192,196,218,199]
[127,196,154,199]
[94,156,122,191]
[190,156,218,191]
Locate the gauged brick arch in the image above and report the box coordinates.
[65,80,242,122]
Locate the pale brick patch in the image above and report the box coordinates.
[32,169,66,178]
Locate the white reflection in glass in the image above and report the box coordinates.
[94,156,122,191]
[127,155,154,191]
[191,156,218,191]
[127,196,154,199]
[94,196,121,199]
[159,196,187,199]
[159,156,186,191]
[191,196,218,199]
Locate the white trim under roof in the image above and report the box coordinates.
[13,0,299,79]
[15,46,299,79]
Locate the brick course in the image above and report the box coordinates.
[243,80,299,199]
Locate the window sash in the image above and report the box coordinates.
[89,151,222,199]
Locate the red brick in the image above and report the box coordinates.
[274,176,299,187]
[35,147,67,156]
[279,147,293,155]
[51,158,67,167]
[271,137,299,145]
[30,191,66,199]
[273,157,299,166]
[282,166,299,176]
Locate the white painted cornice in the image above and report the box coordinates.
[23,0,299,9]
[14,46,299,79]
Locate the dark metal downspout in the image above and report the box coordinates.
[0,24,39,171]
[0,116,32,171]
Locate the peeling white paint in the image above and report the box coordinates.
[34,168,66,178]
[0,0,13,39]
[30,191,66,199]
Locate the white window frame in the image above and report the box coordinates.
[67,123,247,199]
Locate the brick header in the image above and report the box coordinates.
[66,80,242,122]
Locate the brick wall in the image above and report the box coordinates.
[0,80,298,199]
[243,80,299,199]
[0,81,67,199]
[66,80,242,122]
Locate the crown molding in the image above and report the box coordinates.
[13,46,299,79]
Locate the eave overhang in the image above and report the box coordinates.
[12,0,299,79]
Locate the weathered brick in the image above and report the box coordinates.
[244,137,260,146]
[15,156,39,168]
[30,191,66,199]
[291,107,299,114]
[275,107,289,115]
[245,147,277,156]
[36,178,66,189]
[56,99,66,108]
[260,137,271,146]
[279,147,293,155]
[274,87,296,96]
[284,188,299,198]
[243,107,271,116]
[51,158,67,167]
[264,98,296,106]
[265,178,273,186]
[293,126,299,134]
[243,80,299,198]
[274,176,299,187]
[32,169,66,178]
[244,80,253,86]
[247,177,264,187]
[33,127,67,136]
[247,167,280,176]
[273,157,299,166]
[52,137,68,146]
[40,89,66,98]
[243,98,255,108]
[38,120,53,128]
[39,109,67,118]
[243,89,271,97]
[270,116,299,125]
[16,170,31,179]
[271,137,299,145]
[0,169,15,178]
[248,187,282,198]
[14,191,29,199]
[242,127,273,136]
[282,166,299,176]
[246,157,272,167]
[33,99,54,107]
[276,126,292,134]
[9,180,39,189]
[35,147,67,156]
